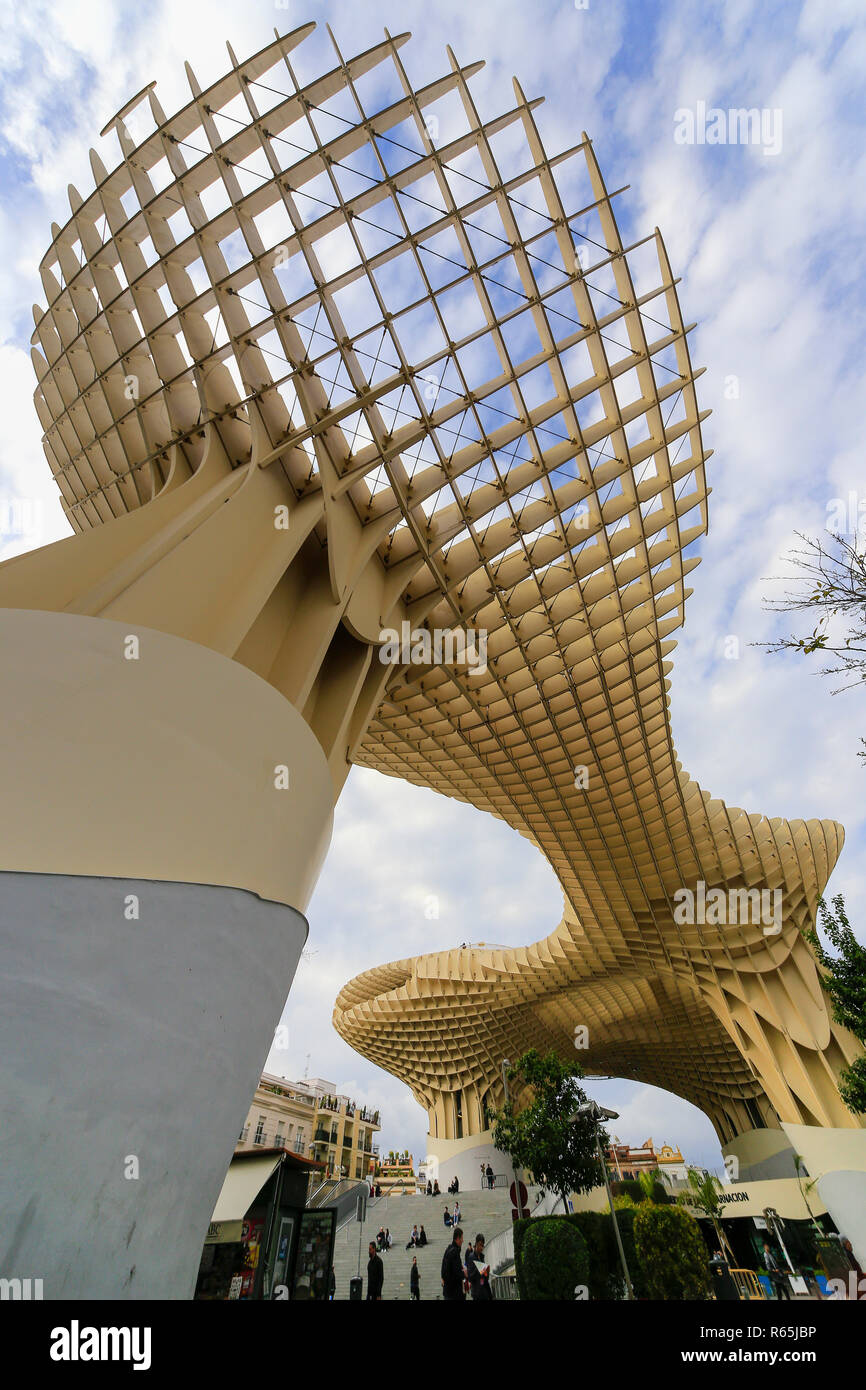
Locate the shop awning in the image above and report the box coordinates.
[211,1154,282,1224]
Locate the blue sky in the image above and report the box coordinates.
[1,0,864,1173]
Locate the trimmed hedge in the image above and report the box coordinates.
[513,1206,710,1299]
[606,1206,651,1300]
[632,1204,712,1300]
[568,1210,621,1300]
[515,1211,639,1299]
[514,1216,590,1300]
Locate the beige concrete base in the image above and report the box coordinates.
[722,1127,801,1183]
[0,608,334,909]
[424,1130,515,1193]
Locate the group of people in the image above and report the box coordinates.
[480,1163,495,1190]
[374,1227,392,1252]
[443,1202,461,1227]
[369,1182,382,1198]
[424,1179,440,1195]
[441,1228,492,1301]
[366,1226,492,1301]
[405,1224,428,1250]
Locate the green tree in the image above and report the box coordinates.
[633,1205,712,1300]
[491,1050,604,1212]
[804,894,866,1114]
[676,1168,735,1262]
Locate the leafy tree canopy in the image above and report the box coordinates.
[804,894,866,1114]
[491,1049,604,1209]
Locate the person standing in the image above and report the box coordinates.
[465,1233,493,1301]
[410,1256,420,1301]
[441,1226,466,1301]
[366,1241,384,1301]
[485,1164,494,1191]
[762,1241,791,1300]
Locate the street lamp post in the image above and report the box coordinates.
[764,1207,796,1274]
[572,1100,635,1301]
[501,1058,523,1219]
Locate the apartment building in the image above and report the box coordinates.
[238,1074,381,1181]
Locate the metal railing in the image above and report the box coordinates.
[730,1268,767,1300]
[485,1225,515,1278]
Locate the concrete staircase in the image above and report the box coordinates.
[330,1187,536,1300]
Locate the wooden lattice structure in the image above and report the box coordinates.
[8,24,860,1144]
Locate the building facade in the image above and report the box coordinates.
[236,1074,318,1161]
[607,1138,689,1184]
[237,1074,380,1183]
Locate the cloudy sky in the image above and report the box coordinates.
[1,0,863,1173]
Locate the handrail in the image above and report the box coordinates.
[485,1224,515,1277]
[730,1268,767,1300]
